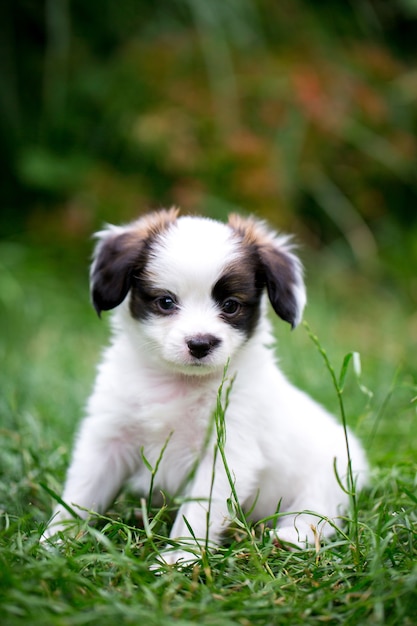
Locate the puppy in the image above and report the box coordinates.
[43,208,368,564]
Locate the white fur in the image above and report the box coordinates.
[43,213,368,565]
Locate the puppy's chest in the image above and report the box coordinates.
[132,381,215,466]
[123,388,215,495]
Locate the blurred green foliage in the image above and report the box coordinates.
[1,0,417,301]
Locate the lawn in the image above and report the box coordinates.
[0,237,416,625]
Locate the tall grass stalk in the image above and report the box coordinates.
[212,365,275,578]
[303,321,362,566]
[141,433,173,513]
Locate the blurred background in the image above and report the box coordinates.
[1,1,416,465]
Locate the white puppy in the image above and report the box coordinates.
[43,209,368,564]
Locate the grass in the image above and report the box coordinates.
[1,239,416,625]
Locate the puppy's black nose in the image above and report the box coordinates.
[187,335,221,359]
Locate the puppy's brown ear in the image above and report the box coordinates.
[90,208,179,316]
[228,214,306,328]
[90,229,142,316]
[258,241,306,329]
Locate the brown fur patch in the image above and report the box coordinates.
[212,251,264,337]
[227,213,273,248]
[228,213,302,328]
[126,207,179,244]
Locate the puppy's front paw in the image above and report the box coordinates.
[271,524,312,550]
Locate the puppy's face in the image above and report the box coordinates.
[91,209,306,376]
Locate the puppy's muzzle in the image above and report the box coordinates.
[186,334,221,359]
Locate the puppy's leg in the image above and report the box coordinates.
[273,512,332,550]
[156,456,235,566]
[272,489,347,550]
[273,441,368,550]
[42,418,137,540]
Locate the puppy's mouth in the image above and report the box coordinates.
[164,359,223,378]
[163,334,225,376]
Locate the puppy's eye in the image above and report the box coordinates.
[221,298,241,317]
[155,296,178,314]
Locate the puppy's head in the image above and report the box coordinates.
[91,209,306,375]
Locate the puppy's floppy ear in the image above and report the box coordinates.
[258,240,306,328]
[228,214,306,328]
[90,228,142,316]
[90,208,179,316]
